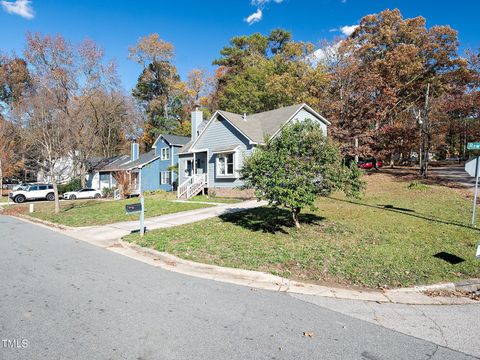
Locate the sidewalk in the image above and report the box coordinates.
[63,199,267,247]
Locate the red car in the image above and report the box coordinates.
[357,159,383,170]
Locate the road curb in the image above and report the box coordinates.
[115,240,479,305]
[8,214,479,305]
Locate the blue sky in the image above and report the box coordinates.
[1,0,479,91]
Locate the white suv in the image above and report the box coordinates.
[9,184,55,203]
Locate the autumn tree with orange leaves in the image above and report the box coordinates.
[316,9,468,176]
[129,34,208,147]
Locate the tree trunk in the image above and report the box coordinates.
[354,137,359,163]
[373,156,379,171]
[421,83,431,179]
[80,163,86,188]
[292,207,301,228]
[52,181,61,214]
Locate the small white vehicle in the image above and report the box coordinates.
[9,184,55,203]
[63,188,102,200]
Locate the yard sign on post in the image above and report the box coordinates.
[466,142,480,226]
[140,195,145,237]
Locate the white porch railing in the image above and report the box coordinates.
[177,174,207,199]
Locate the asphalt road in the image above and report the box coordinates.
[429,165,476,189]
[0,216,476,360]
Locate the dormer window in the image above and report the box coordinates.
[161,147,170,160]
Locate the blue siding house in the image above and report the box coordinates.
[150,134,190,191]
[177,103,330,199]
[87,134,189,194]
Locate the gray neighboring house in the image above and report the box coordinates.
[177,103,330,199]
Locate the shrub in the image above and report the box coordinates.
[241,119,365,228]
[102,187,114,198]
[407,181,429,191]
[58,178,81,194]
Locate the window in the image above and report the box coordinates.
[216,153,235,176]
[161,147,170,160]
[38,185,48,190]
[160,171,172,185]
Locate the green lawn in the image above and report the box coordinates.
[0,196,8,203]
[20,194,214,227]
[124,173,480,288]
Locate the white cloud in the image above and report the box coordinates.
[245,0,283,24]
[251,0,283,5]
[310,42,341,65]
[1,0,34,19]
[245,8,263,25]
[340,24,358,36]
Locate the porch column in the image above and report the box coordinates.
[193,152,196,175]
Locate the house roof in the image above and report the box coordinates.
[114,150,160,171]
[218,103,330,144]
[95,150,160,172]
[212,145,240,154]
[179,103,330,154]
[152,134,190,148]
[97,155,131,171]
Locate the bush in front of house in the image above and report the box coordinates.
[241,119,365,228]
[102,187,114,198]
[58,178,81,194]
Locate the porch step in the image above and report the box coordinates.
[177,174,207,199]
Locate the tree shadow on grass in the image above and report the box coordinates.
[219,207,325,234]
[330,197,480,231]
[61,201,98,213]
[378,204,415,212]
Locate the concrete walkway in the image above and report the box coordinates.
[63,199,267,246]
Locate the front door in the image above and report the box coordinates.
[194,152,208,175]
[185,160,193,178]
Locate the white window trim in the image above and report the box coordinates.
[160,171,172,185]
[216,152,236,178]
[161,147,170,161]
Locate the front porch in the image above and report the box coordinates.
[177,151,208,198]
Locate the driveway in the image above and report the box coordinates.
[0,215,477,359]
